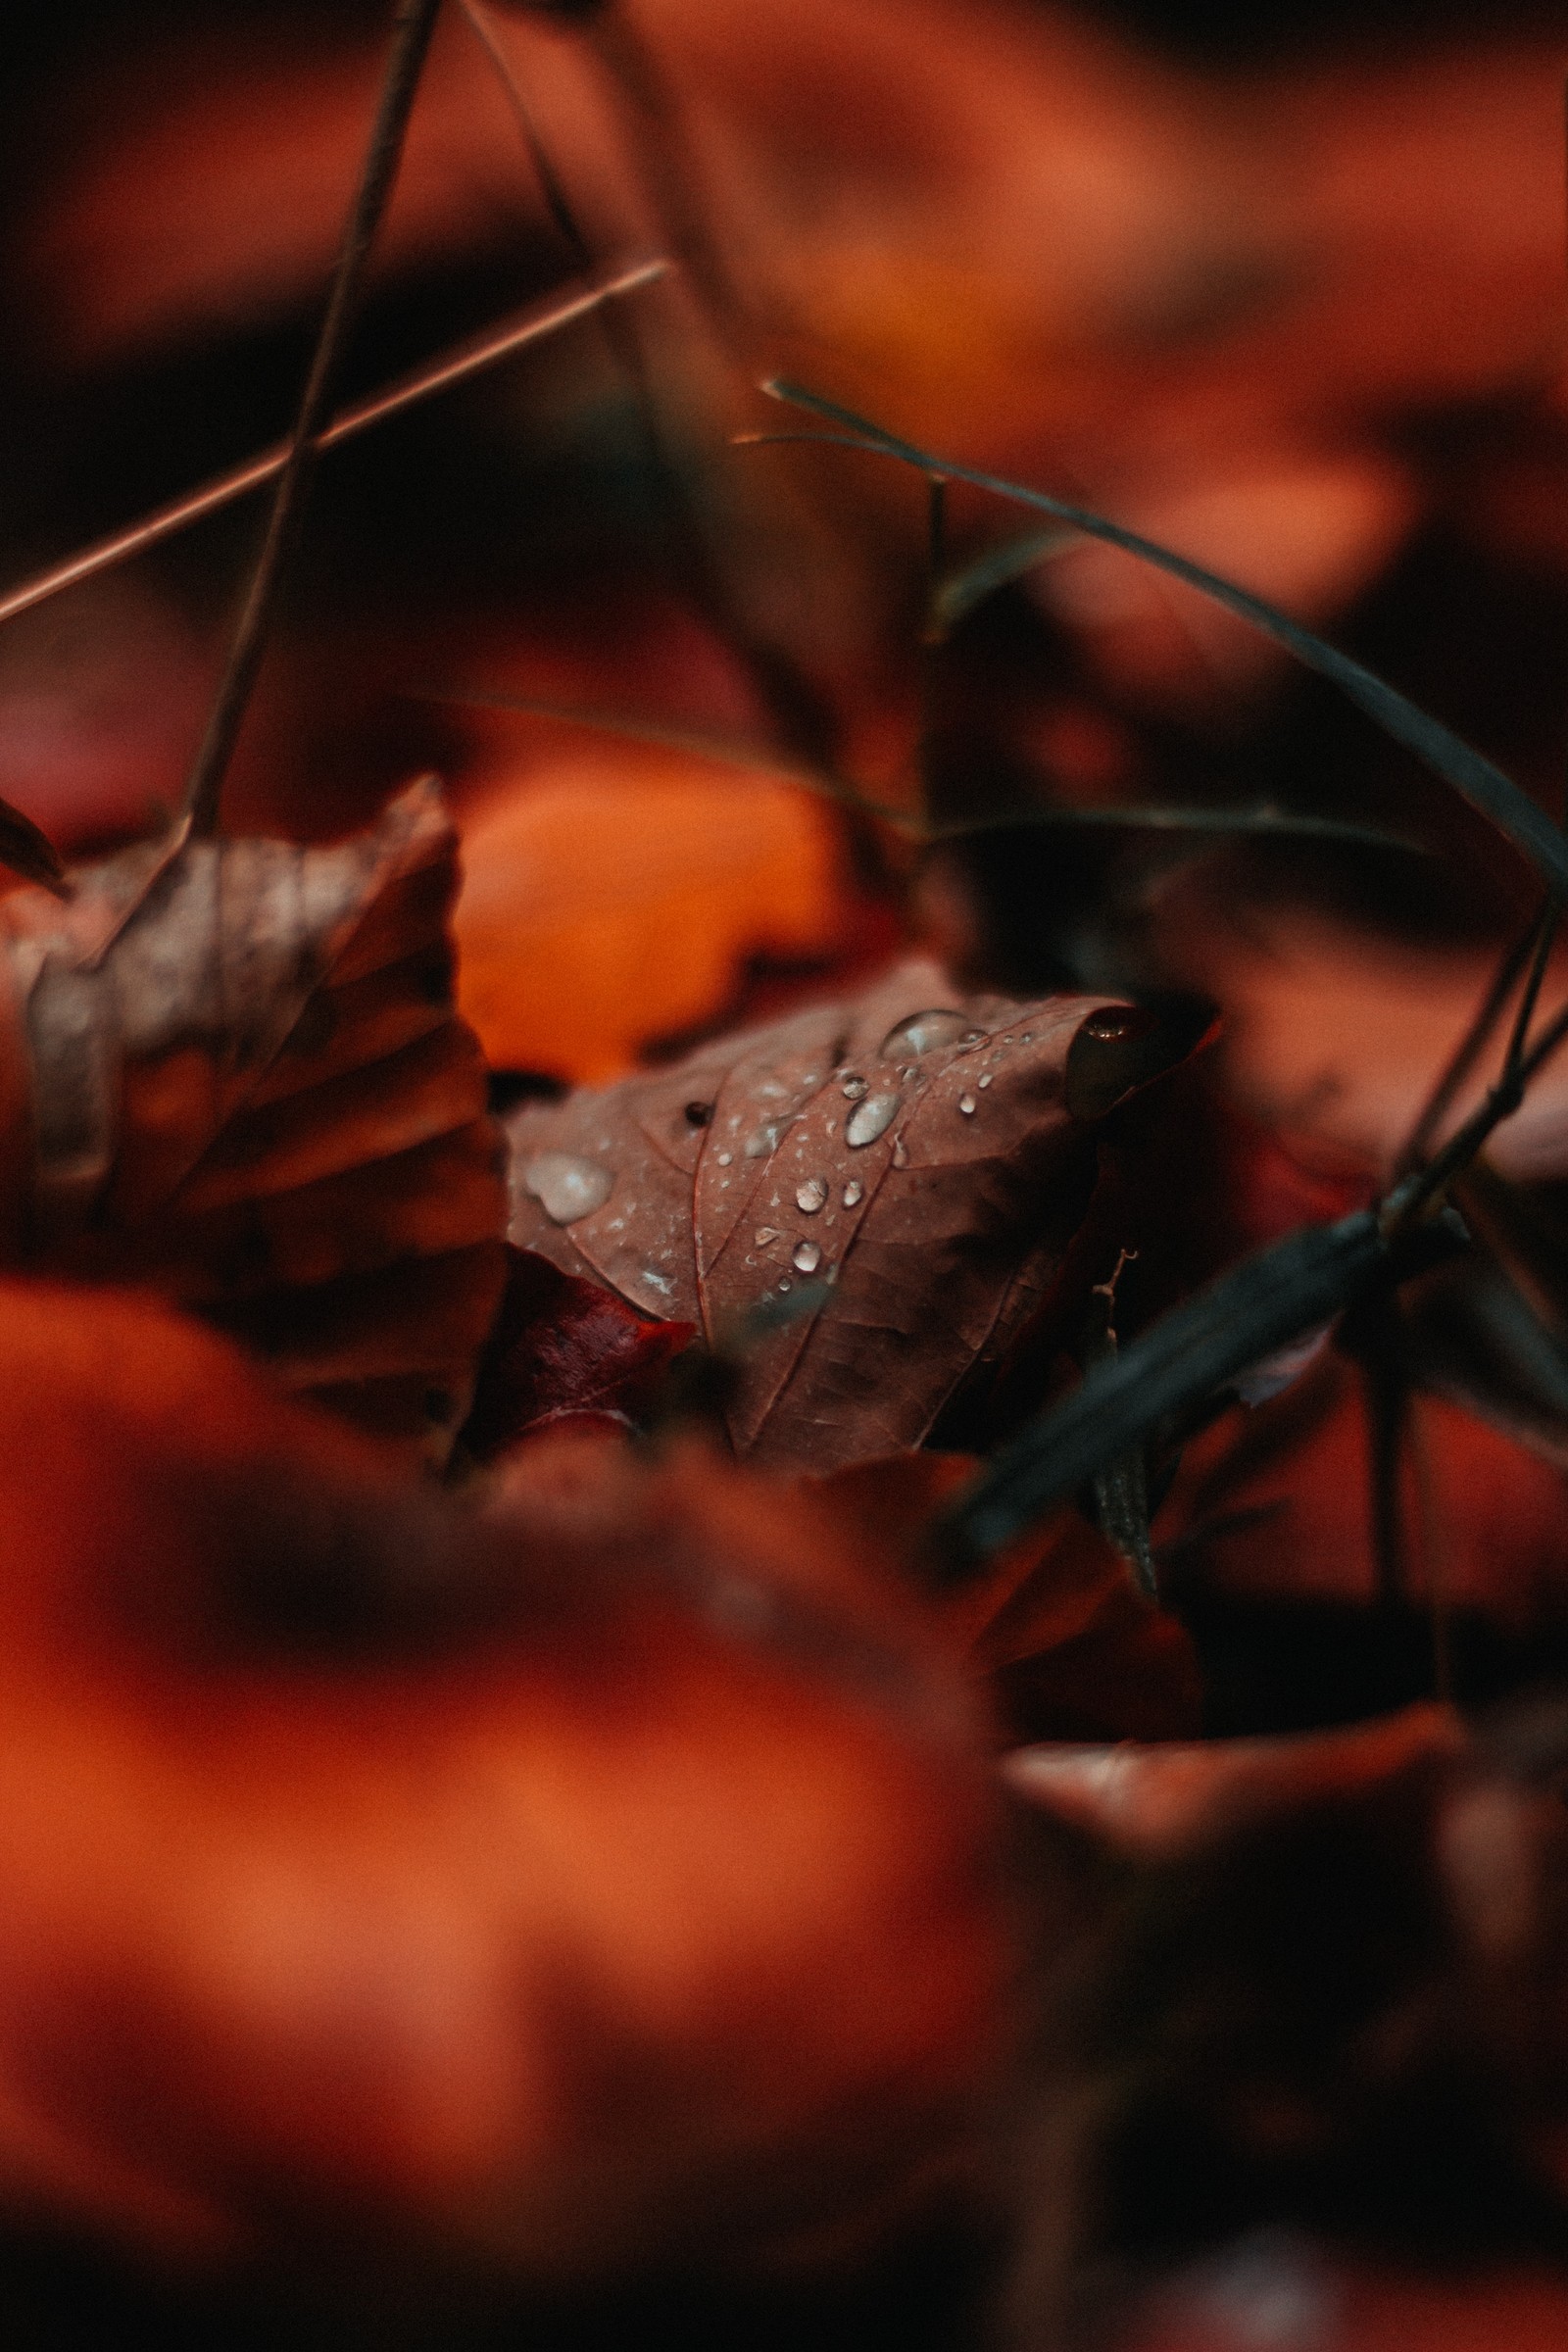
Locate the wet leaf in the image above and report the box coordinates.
[504,957,1198,1471]
[461,1242,695,1459]
[0,778,507,1459]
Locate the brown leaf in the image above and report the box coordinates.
[0,779,506,1458]
[505,957,1174,1470]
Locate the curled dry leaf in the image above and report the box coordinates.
[0,1279,1005,2279]
[505,956,1184,1470]
[0,779,507,1457]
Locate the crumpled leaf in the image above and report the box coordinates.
[0,778,507,1458]
[0,1278,1003,2278]
[505,956,1193,1471]
[461,1242,694,1459]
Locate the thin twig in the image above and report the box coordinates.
[1504,896,1562,1074]
[458,0,594,269]
[456,0,837,766]
[0,267,663,639]
[183,0,446,836]
[1396,901,1550,1174]
[1388,991,1568,1230]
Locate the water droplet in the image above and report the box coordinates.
[777,1279,792,1294]
[792,1239,822,1274]
[845,1090,901,1147]
[879,1007,969,1058]
[1020,1032,1033,1044]
[715,1151,733,1166]
[1065,1003,1162,1120]
[959,1028,987,1047]
[843,1180,863,1207]
[893,1136,909,1168]
[978,1072,992,1089]
[958,1092,977,1115]
[522,1152,612,1226]
[841,1073,868,1100]
[825,1119,837,1137]
[642,1267,674,1296]
[796,1175,828,1213]
[755,1226,779,1245]
[684,1099,712,1127]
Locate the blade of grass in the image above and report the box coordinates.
[929,525,1078,641]
[1396,900,1552,1175]
[417,685,1427,858]
[938,1211,1391,1577]
[758,381,1568,900]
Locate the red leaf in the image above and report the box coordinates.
[462,1244,694,1459]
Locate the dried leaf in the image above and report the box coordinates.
[0,1279,1004,2276]
[461,1242,694,1458]
[504,957,1192,1471]
[0,778,506,1457]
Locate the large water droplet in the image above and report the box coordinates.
[957,1092,977,1116]
[978,1072,993,1090]
[841,1073,868,1100]
[796,1175,828,1213]
[879,1007,969,1058]
[842,1180,863,1208]
[845,1091,901,1148]
[792,1240,821,1274]
[522,1151,612,1226]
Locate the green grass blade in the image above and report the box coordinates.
[763,379,1568,898]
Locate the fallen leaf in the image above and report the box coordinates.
[460,1242,694,1459]
[0,778,507,1458]
[1158,1346,1568,1627]
[0,1278,1005,2279]
[504,956,1189,1471]
[453,755,857,1083]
